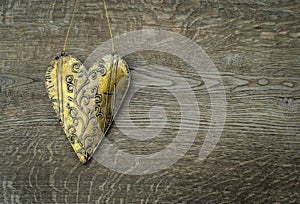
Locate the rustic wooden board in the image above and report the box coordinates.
[0,0,299,203]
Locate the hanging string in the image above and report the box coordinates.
[103,0,115,53]
[63,0,79,52]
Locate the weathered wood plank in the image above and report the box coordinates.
[0,0,299,203]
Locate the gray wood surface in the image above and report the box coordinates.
[1,0,299,203]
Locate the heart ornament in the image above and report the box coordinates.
[45,51,130,163]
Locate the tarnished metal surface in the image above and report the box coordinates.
[45,52,130,163]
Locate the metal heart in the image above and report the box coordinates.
[45,52,130,163]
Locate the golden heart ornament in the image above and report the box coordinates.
[45,51,130,163]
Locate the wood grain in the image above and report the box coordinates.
[0,0,299,203]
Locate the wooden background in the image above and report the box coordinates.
[0,0,299,203]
